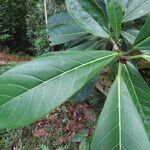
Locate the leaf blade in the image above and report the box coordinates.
[0,51,118,129]
[121,29,139,45]
[48,12,88,46]
[91,63,150,150]
[122,62,150,137]
[133,18,150,50]
[123,0,150,22]
[106,0,123,40]
[65,0,109,38]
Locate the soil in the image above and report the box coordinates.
[0,52,32,64]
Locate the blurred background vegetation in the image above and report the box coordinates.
[0,0,65,56]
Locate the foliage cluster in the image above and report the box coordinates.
[0,0,150,149]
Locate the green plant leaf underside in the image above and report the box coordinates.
[65,0,109,38]
[67,37,98,51]
[49,22,88,46]
[106,0,123,40]
[122,62,150,137]
[48,12,73,28]
[121,29,139,45]
[0,51,118,129]
[91,63,150,150]
[123,0,150,22]
[134,18,150,50]
[48,12,88,46]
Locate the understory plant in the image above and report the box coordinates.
[0,0,150,149]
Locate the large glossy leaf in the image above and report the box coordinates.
[67,37,99,51]
[48,12,73,28]
[67,36,108,51]
[122,62,150,137]
[121,29,139,45]
[0,51,118,129]
[123,0,150,22]
[49,23,88,46]
[133,18,150,50]
[65,0,109,38]
[48,12,88,46]
[65,34,95,50]
[106,0,123,40]
[91,64,150,150]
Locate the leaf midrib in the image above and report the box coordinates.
[118,63,122,150]
[112,1,119,37]
[0,53,117,108]
[66,0,109,38]
[143,54,150,61]
[134,36,150,48]
[51,31,87,38]
[122,31,136,39]
[124,65,147,125]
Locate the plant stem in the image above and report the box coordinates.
[44,0,48,28]
[127,55,143,60]
[118,62,122,76]
[109,37,120,51]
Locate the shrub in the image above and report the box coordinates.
[0,0,150,149]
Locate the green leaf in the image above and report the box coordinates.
[91,63,150,150]
[79,139,89,150]
[121,29,139,45]
[123,0,150,22]
[133,18,150,50]
[67,36,108,51]
[106,0,123,40]
[48,12,73,28]
[65,34,94,49]
[65,0,109,38]
[67,37,99,51]
[135,38,150,50]
[96,0,106,14]
[0,51,118,129]
[49,22,88,46]
[122,62,150,137]
[48,12,88,46]
[141,50,150,61]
